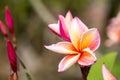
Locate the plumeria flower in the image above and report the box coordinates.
[105,12,120,46]
[102,64,116,80]
[7,39,18,80]
[45,17,100,72]
[48,11,73,41]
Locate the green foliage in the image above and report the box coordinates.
[43,0,87,15]
[112,60,120,79]
[87,52,117,80]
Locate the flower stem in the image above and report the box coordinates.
[13,37,32,80]
[17,55,32,80]
[80,66,91,80]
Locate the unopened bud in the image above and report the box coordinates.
[0,21,8,38]
[5,6,14,36]
[7,39,17,73]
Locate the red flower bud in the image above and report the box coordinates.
[7,39,17,73]
[5,6,14,36]
[0,21,8,38]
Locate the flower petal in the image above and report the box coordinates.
[78,48,97,66]
[69,17,88,50]
[45,42,77,54]
[81,28,100,51]
[59,15,70,41]
[75,17,88,31]
[65,10,73,24]
[48,23,60,36]
[102,64,116,80]
[58,54,80,72]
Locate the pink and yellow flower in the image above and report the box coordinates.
[45,17,100,72]
[102,64,116,80]
[48,11,73,41]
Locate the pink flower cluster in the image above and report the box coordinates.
[105,12,120,46]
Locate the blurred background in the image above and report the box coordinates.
[0,0,120,80]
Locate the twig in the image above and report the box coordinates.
[17,55,32,80]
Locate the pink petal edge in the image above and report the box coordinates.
[78,48,97,66]
[89,29,100,51]
[69,17,88,50]
[59,15,70,41]
[81,28,100,51]
[44,42,78,54]
[58,54,80,72]
[65,10,73,24]
[102,64,116,80]
[48,23,60,36]
[75,17,88,31]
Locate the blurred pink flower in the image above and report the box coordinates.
[45,17,100,72]
[105,12,120,46]
[48,11,74,41]
[0,21,8,38]
[7,39,17,73]
[5,6,14,37]
[102,64,116,80]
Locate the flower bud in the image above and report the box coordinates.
[7,39,17,73]
[5,6,14,36]
[0,21,8,38]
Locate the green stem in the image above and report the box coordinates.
[13,37,32,80]
[17,55,32,80]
